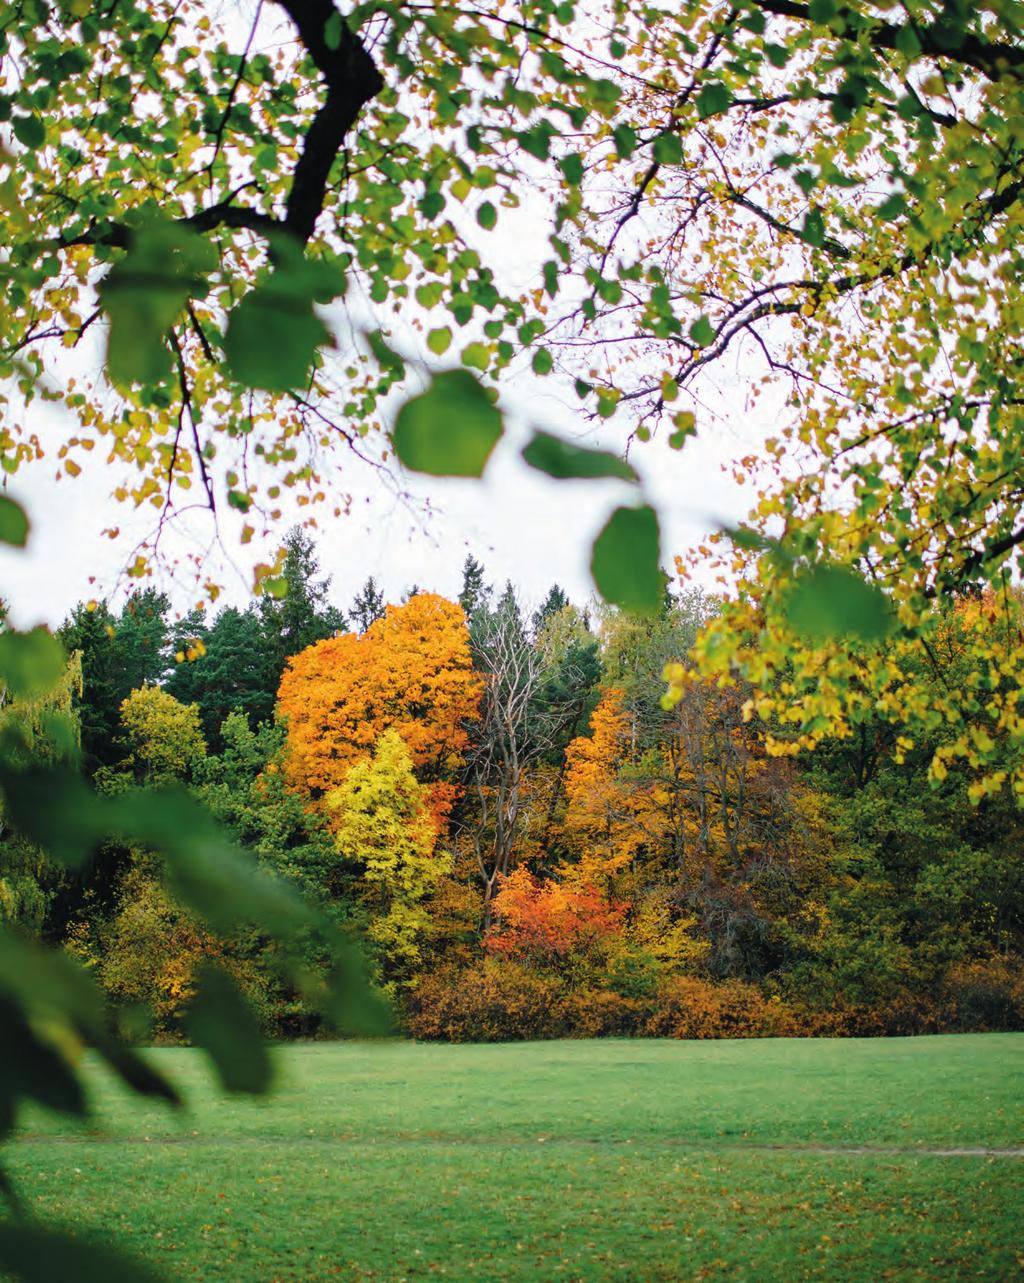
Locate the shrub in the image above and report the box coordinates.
[643,976,797,1039]
[944,956,1024,1031]
[406,959,566,1042]
[555,988,643,1037]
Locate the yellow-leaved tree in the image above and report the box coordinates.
[328,730,449,991]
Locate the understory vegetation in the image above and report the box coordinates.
[7,530,1022,1043]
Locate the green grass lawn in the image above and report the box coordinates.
[8,1035,1023,1281]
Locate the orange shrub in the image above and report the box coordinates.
[406,959,566,1042]
[643,976,797,1039]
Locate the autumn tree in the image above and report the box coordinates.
[328,729,448,989]
[277,592,481,819]
[115,686,207,787]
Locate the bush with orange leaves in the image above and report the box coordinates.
[277,592,482,824]
[405,961,799,1042]
[405,959,566,1042]
[642,976,798,1040]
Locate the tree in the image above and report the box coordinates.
[458,556,492,630]
[57,602,120,774]
[328,729,448,989]
[166,605,271,746]
[349,576,387,634]
[531,585,570,638]
[456,585,595,916]
[115,590,172,692]
[59,592,172,774]
[277,593,481,819]
[258,527,346,679]
[116,686,206,786]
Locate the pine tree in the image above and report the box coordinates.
[166,606,272,746]
[531,584,569,636]
[115,589,172,692]
[349,576,386,633]
[457,555,490,624]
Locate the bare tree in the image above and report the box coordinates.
[453,588,594,922]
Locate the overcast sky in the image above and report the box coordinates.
[0,4,783,631]
[0,348,776,629]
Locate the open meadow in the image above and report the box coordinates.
[8,1034,1023,1282]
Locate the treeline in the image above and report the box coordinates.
[3,531,1022,1041]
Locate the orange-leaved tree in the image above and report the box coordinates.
[277,593,481,822]
[561,688,665,886]
[483,867,626,971]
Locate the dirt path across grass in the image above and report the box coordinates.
[14,1133,1024,1157]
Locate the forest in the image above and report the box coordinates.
[6,527,1020,1044]
[2,0,1024,1274]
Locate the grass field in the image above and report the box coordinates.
[8,1034,1023,1281]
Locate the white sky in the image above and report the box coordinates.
[0,3,784,630]
[0,355,772,628]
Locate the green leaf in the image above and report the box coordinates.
[721,524,786,556]
[100,218,217,387]
[476,200,497,230]
[652,132,683,165]
[894,23,921,56]
[559,152,584,185]
[427,326,452,356]
[688,315,715,347]
[460,342,490,371]
[613,124,637,158]
[366,328,406,379]
[696,82,732,118]
[391,370,503,477]
[224,277,333,392]
[0,994,87,1119]
[323,11,343,49]
[518,124,555,160]
[0,931,179,1106]
[802,208,825,246]
[591,505,663,613]
[808,0,838,21]
[0,627,65,699]
[0,495,28,547]
[0,1223,168,1283]
[0,765,106,868]
[876,192,907,220]
[531,347,554,376]
[184,964,273,1094]
[784,564,893,642]
[12,114,45,150]
[522,430,638,482]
